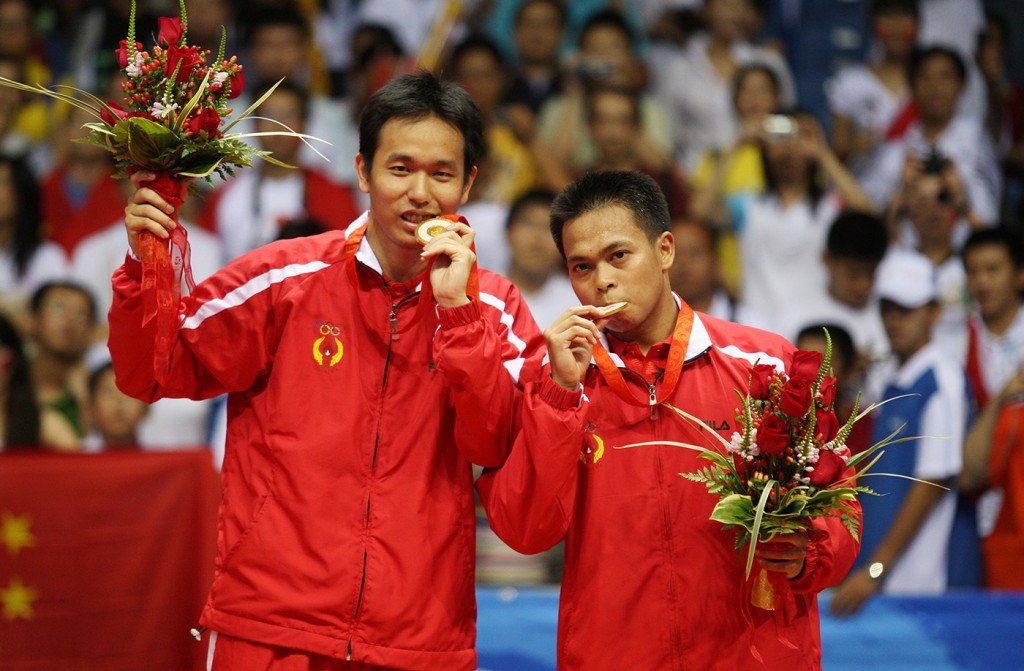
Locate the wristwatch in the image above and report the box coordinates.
[867,561,886,581]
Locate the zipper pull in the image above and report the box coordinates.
[649,384,658,420]
[189,625,207,641]
[389,304,399,341]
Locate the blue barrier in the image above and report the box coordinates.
[476,588,1024,670]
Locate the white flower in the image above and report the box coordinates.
[125,52,144,78]
[727,431,744,454]
[213,71,229,85]
[150,101,178,119]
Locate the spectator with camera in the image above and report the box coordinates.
[885,150,972,361]
[860,46,1001,227]
[737,110,873,326]
[654,0,794,172]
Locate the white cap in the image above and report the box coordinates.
[874,250,938,309]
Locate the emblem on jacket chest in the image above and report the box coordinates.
[313,321,344,367]
[579,430,605,465]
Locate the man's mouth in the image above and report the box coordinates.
[401,212,439,225]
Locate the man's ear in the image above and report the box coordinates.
[355,154,370,194]
[658,231,675,271]
[460,166,478,205]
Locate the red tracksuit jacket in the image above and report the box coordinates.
[108,214,542,670]
[478,310,861,670]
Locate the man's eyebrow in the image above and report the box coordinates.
[384,153,460,170]
[566,240,631,263]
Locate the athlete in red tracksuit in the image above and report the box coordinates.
[478,171,861,670]
[109,73,543,671]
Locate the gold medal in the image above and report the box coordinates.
[415,218,451,245]
[595,301,628,317]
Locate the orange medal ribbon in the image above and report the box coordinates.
[342,214,479,336]
[590,302,694,407]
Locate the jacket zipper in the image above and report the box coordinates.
[618,367,662,420]
[348,289,418,661]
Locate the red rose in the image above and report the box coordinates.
[100,101,128,126]
[815,408,839,443]
[157,16,184,47]
[165,45,202,82]
[818,376,837,408]
[185,108,221,137]
[790,349,824,382]
[227,70,245,99]
[749,364,776,400]
[758,414,789,456]
[809,450,845,487]
[779,378,812,417]
[115,40,143,69]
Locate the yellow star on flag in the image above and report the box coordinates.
[1,578,37,621]
[1,511,35,556]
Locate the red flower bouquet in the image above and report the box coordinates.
[627,331,913,610]
[0,0,324,380]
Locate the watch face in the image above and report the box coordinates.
[868,562,885,579]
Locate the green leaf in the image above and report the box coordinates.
[746,479,776,578]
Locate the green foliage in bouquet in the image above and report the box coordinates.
[624,330,933,578]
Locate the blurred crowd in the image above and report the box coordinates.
[1,0,1023,606]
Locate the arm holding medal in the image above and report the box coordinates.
[477,306,608,553]
[428,219,546,467]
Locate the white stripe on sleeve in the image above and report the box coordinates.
[182,261,330,331]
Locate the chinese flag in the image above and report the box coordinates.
[0,450,218,670]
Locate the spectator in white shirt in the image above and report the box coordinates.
[886,161,971,361]
[504,189,577,330]
[0,154,68,320]
[859,46,1001,226]
[780,211,890,363]
[827,0,918,174]
[738,111,874,323]
[654,0,794,171]
[668,218,766,328]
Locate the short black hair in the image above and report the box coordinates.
[909,46,967,85]
[515,0,567,28]
[962,227,1024,269]
[826,211,888,263]
[358,70,485,182]
[30,281,97,324]
[353,23,405,71]
[869,0,919,20]
[449,34,507,74]
[579,9,636,50]
[796,323,856,371]
[506,188,556,231]
[251,79,310,122]
[585,86,640,125]
[550,171,670,257]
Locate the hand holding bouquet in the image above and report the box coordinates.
[0,0,324,379]
[628,331,915,610]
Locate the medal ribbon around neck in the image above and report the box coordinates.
[590,302,694,407]
[342,214,480,336]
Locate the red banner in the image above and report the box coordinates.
[0,450,218,670]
